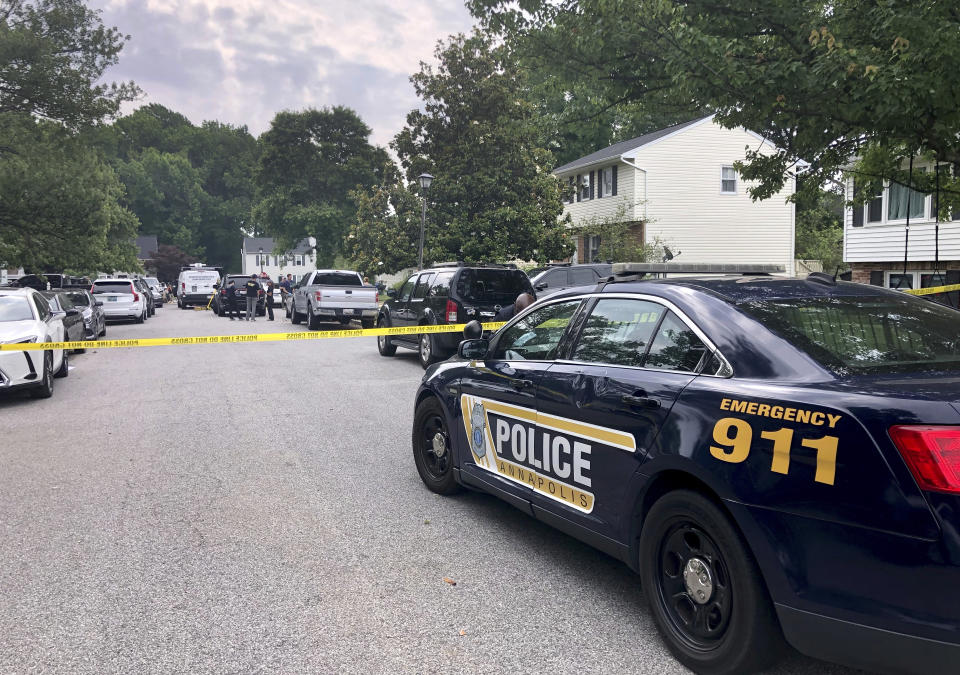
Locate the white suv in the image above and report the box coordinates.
[91,278,148,323]
[0,287,68,398]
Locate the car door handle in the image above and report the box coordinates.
[622,392,661,409]
[512,379,534,391]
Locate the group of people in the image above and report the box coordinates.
[220,273,298,321]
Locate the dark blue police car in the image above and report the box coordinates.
[410,265,960,675]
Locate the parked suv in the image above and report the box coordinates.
[527,262,612,296]
[211,275,265,317]
[376,263,535,368]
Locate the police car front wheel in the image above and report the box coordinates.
[639,490,784,675]
[412,398,462,495]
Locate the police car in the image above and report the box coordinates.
[410,264,960,675]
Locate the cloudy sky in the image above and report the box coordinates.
[88,0,476,147]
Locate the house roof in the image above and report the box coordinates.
[135,235,158,260]
[553,116,711,175]
[242,237,313,255]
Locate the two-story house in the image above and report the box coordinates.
[843,169,960,291]
[241,237,317,279]
[553,115,796,275]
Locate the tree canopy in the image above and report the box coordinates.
[388,32,572,266]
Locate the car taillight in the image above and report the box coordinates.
[889,426,960,494]
[375,291,379,304]
[315,291,323,302]
[445,299,458,323]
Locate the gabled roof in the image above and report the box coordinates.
[242,237,313,255]
[135,235,158,260]
[553,116,711,175]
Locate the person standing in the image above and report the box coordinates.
[265,278,276,321]
[224,279,240,320]
[244,274,260,321]
[495,292,535,321]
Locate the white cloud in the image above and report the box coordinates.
[90,0,475,145]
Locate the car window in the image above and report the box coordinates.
[570,268,597,285]
[544,269,568,288]
[457,269,534,304]
[56,294,74,310]
[33,293,50,319]
[429,272,454,297]
[0,296,34,321]
[644,311,708,372]
[92,281,134,294]
[572,299,665,367]
[65,292,90,306]
[494,300,581,361]
[399,275,417,303]
[313,272,362,286]
[413,273,435,299]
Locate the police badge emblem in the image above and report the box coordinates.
[471,402,486,457]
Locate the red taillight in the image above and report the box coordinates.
[445,299,458,323]
[132,291,139,302]
[181,282,185,291]
[889,426,960,494]
[315,291,323,302]
[375,291,379,304]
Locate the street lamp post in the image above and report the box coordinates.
[258,247,264,274]
[417,173,433,269]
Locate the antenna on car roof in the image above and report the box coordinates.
[806,272,837,286]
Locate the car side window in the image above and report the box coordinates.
[399,276,417,303]
[493,300,581,361]
[33,294,50,320]
[413,273,435,300]
[644,310,708,373]
[572,298,665,368]
[543,269,567,288]
[429,272,454,297]
[570,268,597,285]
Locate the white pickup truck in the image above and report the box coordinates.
[288,270,378,329]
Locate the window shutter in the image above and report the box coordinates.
[589,171,595,199]
[576,175,581,202]
[869,271,884,286]
[612,165,618,196]
[596,169,602,200]
[852,180,863,227]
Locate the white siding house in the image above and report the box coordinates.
[553,115,796,276]
[241,237,317,280]
[843,171,960,290]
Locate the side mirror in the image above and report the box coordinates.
[463,319,483,340]
[386,288,398,298]
[95,301,103,307]
[535,282,547,291]
[458,338,489,360]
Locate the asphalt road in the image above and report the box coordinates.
[0,305,866,674]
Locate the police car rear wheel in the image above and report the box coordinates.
[640,490,784,675]
[412,398,461,495]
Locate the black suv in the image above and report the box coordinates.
[377,263,535,368]
[527,262,612,296]
[211,275,265,317]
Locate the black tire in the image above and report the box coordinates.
[361,318,374,329]
[418,330,440,369]
[307,304,320,330]
[377,318,396,356]
[99,321,106,337]
[291,303,302,324]
[639,489,785,675]
[338,316,351,325]
[135,310,145,324]
[30,352,54,399]
[54,350,69,378]
[412,397,462,495]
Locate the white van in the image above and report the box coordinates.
[177,268,221,308]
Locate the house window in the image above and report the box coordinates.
[580,174,592,201]
[565,176,575,204]
[887,178,926,221]
[600,167,613,197]
[867,194,883,223]
[586,235,602,263]
[295,255,304,266]
[886,270,948,290]
[721,166,737,193]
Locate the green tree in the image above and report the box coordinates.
[345,178,421,275]
[0,114,139,273]
[0,0,139,127]
[392,32,573,265]
[146,243,197,281]
[253,107,390,266]
[795,183,844,274]
[470,0,960,210]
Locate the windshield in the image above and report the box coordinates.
[456,269,534,304]
[738,295,960,375]
[0,296,34,321]
[313,272,361,286]
[93,281,134,294]
[65,292,90,306]
[144,277,160,286]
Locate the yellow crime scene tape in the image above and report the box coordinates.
[0,322,508,353]
[903,283,960,297]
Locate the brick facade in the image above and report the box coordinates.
[849,261,960,285]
